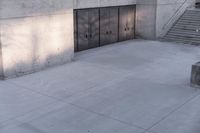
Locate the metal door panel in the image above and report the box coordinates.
[89,9,100,48]
[77,10,89,51]
[127,6,135,40]
[100,8,110,46]
[109,7,119,43]
[119,6,128,41]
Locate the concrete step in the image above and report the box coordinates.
[181,15,200,19]
[177,20,200,24]
[176,21,200,25]
[180,18,200,21]
[174,25,198,29]
[174,24,200,29]
[168,30,200,36]
[179,18,200,22]
[173,26,199,31]
[182,12,200,16]
[166,32,200,37]
[163,36,200,44]
[183,13,200,17]
[165,34,200,42]
[169,27,200,32]
[162,37,200,45]
[172,25,199,29]
[167,32,200,38]
[185,10,200,14]
[176,20,200,25]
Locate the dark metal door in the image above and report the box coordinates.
[100,8,110,46]
[77,10,89,51]
[127,6,135,40]
[109,7,119,43]
[88,9,100,48]
[119,6,129,41]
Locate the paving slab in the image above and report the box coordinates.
[149,95,200,133]
[69,76,200,129]
[9,61,125,100]
[3,103,144,133]
[0,82,57,125]
[76,40,199,72]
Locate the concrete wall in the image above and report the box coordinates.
[136,0,157,39]
[0,0,74,78]
[156,0,195,38]
[0,26,3,79]
[74,0,136,9]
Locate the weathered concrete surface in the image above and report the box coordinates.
[136,0,157,39]
[191,62,200,88]
[74,0,137,9]
[0,12,74,78]
[0,40,200,133]
[0,0,75,79]
[0,0,74,19]
[0,27,3,79]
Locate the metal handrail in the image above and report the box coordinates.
[162,0,189,30]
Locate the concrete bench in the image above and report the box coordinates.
[196,2,200,8]
[191,62,200,88]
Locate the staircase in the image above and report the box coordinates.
[163,9,200,45]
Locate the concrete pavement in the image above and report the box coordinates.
[0,40,200,133]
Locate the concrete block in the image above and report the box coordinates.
[191,62,200,88]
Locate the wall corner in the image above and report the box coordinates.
[0,23,5,80]
[135,0,157,40]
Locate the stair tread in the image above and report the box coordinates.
[168,32,200,37]
[166,33,200,38]
[168,29,200,33]
[172,27,199,31]
[163,37,200,45]
[164,35,200,42]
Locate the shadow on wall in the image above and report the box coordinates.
[0,9,74,79]
[2,49,72,79]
